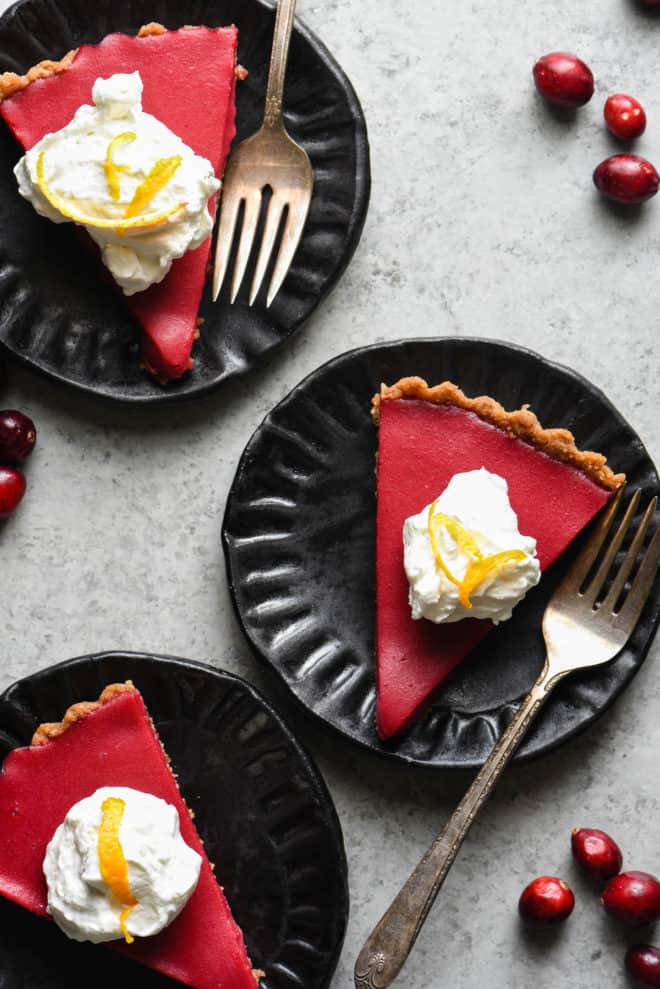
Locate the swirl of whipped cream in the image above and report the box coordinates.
[403,468,541,625]
[43,786,201,943]
[14,72,220,295]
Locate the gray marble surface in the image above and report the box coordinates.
[1,1,659,986]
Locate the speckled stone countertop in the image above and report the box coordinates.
[1,1,659,987]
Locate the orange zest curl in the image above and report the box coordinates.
[103,131,136,201]
[428,502,527,609]
[124,155,182,218]
[429,508,483,586]
[97,796,138,944]
[36,150,186,233]
[455,550,527,608]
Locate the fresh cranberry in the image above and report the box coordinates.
[593,155,660,204]
[626,945,660,987]
[533,53,594,107]
[519,876,575,924]
[602,872,660,927]
[571,828,623,880]
[0,410,36,463]
[605,94,647,141]
[0,466,26,519]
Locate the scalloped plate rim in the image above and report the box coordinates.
[222,336,660,771]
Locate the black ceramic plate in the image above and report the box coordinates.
[223,338,660,770]
[0,0,370,404]
[0,652,348,989]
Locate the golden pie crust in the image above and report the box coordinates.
[372,377,625,492]
[0,48,78,102]
[31,681,135,745]
[0,22,246,103]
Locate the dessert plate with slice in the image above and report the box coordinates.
[223,338,660,770]
[0,0,369,403]
[0,651,348,989]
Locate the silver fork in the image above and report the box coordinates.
[355,485,660,989]
[211,0,314,307]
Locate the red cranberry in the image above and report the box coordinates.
[571,828,623,880]
[605,94,647,141]
[0,410,36,463]
[602,871,660,927]
[533,53,594,108]
[519,876,575,924]
[593,155,660,204]
[0,466,26,519]
[626,945,660,987]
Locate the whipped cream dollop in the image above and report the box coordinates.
[403,468,541,625]
[43,786,201,943]
[14,72,220,295]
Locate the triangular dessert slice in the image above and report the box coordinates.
[373,378,625,740]
[0,23,239,382]
[0,682,259,989]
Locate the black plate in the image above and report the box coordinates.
[0,0,370,404]
[223,338,660,770]
[0,652,348,988]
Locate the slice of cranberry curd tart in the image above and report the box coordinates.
[0,23,240,383]
[0,682,261,988]
[372,377,625,740]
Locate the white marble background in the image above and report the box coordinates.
[1,1,660,987]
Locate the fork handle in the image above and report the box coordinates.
[263,0,297,128]
[354,662,564,989]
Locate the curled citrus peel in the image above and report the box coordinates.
[36,151,186,231]
[97,796,138,944]
[124,155,182,218]
[428,502,527,609]
[103,131,136,202]
[454,550,528,608]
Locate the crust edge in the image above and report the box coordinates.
[0,21,232,103]
[31,681,136,745]
[371,377,625,492]
[0,48,78,103]
[0,21,174,102]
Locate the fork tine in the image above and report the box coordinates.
[603,495,657,611]
[582,489,641,605]
[614,522,660,629]
[230,190,263,304]
[562,484,626,591]
[249,193,286,305]
[211,185,242,302]
[265,196,311,307]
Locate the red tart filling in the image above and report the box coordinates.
[0,683,259,989]
[374,379,624,740]
[0,24,239,383]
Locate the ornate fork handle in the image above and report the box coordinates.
[354,661,565,989]
[263,0,297,128]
